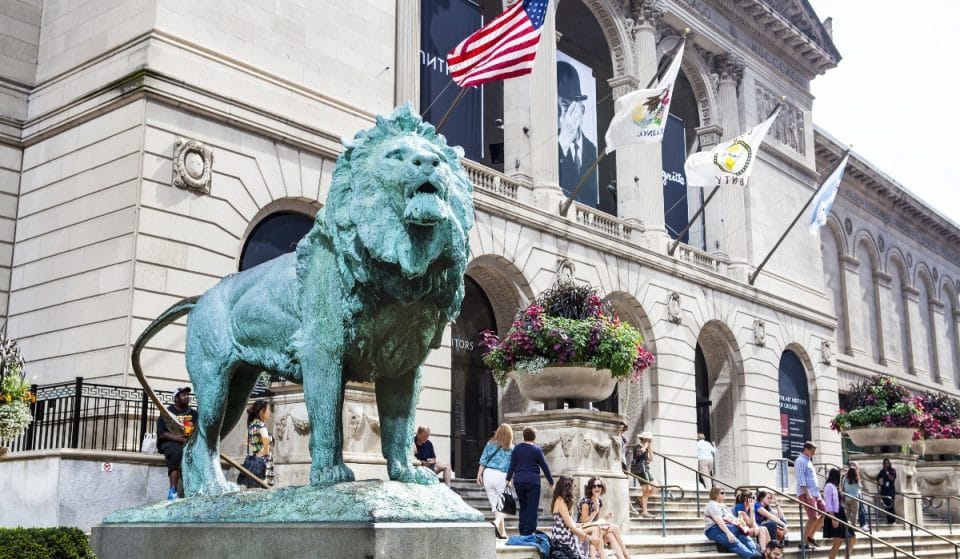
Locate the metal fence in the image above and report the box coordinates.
[2,377,181,453]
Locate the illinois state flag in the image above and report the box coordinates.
[447,0,549,88]
[808,153,849,235]
[684,104,782,187]
[604,40,685,152]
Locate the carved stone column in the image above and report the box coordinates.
[616,1,667,250]
[929,298,944,383]
[904,286,922,376]
[711,55,748,278]
[394,0,420,106]
[874,271,892,366]
[528,0,564,211]
[839,254,861,356]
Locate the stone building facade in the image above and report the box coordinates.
[1,0,957,495]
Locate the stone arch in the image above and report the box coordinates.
[678,43,721,127]
[237,198,321,270]
[885,253,913,374]
[695,320,747,484]
[820,219,847,353]
[941,279,960,388]
[853,234,882,363]
[916,266,939,382]
[778,343,816,457]
[824,216,847,255]
[580,0,634,78]
[606,291,656,435]
[466,254,534,335]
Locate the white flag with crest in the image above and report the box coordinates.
[808,153,849,235]
[604,40,685,152]
[684,104,782,187]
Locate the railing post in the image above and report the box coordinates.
[70,376,83,449]
[798,499,806,559]
[660,456,667,537]
[23,383,38,451]
[139,390,149,451]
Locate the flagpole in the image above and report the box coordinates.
[747,147,851,286]
[667,98,785,258]
[435,87,470,133]
[559,152,607,216]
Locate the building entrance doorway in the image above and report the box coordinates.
[694,323,743,484]
[450,276,499,479]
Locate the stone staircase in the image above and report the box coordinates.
[450,480,960,558]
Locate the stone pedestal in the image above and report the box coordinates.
[505,408,629,532]
[916,460,960,523]
[858,453,922,526]
[92,522,494,559]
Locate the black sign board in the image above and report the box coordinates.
[662,115,689,243]
[779,350,811,459]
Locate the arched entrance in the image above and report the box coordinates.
[694,322,744,483]
[779,349,812,459]
[450,276,499,478]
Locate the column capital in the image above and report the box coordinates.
[839,254,860,271]
[628,0,663,29]
[695,124,724,150]
[609,75,640,99]
[873,270,892,287]
[903,285,921,301]
[714,54,745,84]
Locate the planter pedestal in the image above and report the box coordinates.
[917,460,960,522]
[857,453,922,527]
[504,408,630,532]
[911,439,960,459]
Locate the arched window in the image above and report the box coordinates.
[918,272,939,382]
[239,212,314,271]
[944,284,960,389]
[855,240,881,363]
[820,228,846,352]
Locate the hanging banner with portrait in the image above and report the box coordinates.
[779,350,812,459]
[557,51,599,207]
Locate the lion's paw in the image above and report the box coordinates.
[389,465,440,485]
[310,463,356,487]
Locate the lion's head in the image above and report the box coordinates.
[303,104,474,320]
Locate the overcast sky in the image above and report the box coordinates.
[807,0,960,226]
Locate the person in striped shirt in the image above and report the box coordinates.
[795,441,825,549]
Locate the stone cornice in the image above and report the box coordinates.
[815,128,960,251]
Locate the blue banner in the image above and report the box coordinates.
[662,115,689,243]
[779,350,811,459]
[420,0,483,161]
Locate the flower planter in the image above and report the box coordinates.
[846,426,916,450]
[911,438,960,457]
[513,365,616,409]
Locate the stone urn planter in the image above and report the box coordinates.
[846,426,916,450]
[911,438,960,457]
[514,365,616,410]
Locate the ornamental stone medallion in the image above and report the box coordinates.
[820,339,833,364]
[667,292,682,324]
[173,137,214,194]
[752,318,766,346]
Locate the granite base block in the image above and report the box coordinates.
[91,521,496,559]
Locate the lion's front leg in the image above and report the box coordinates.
[301,348,355,487]
[375,367,438,485]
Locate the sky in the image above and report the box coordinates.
[806,0,960,225]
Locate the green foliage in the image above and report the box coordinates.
[0,527,95,559]
[831,375,923,432]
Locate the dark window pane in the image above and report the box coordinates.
[239,212,314,271]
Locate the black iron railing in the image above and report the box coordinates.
[2,377,182,453]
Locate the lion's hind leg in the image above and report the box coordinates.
[376,367,438,485]
[182,361,242,497]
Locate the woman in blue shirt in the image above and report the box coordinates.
[507,427,554,535]
[477,423,514,539]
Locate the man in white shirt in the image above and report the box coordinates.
[697,432,716,489]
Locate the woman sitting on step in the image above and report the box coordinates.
[703,486,761,559]
[551,476,603,559]
[577,477,631,559]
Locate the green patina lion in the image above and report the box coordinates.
[133,104,474,496]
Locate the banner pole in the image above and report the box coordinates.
[748,147,851,285]
[435,87,469,133]
[559,151,607,217]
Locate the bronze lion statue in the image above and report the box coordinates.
[133,104,474,496]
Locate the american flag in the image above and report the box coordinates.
[447,0,549,88]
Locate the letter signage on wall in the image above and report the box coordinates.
[420,0,483,161]
[779,350,811,459]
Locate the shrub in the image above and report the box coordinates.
[0,527,95,559]
[830,375,924,432]
[916,392,960,440]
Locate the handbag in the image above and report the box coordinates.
[140,432,157,454]
[237,454,268,488]
[548,539,580,559]
[497,488,517,515]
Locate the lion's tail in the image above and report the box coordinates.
[131,296,200,435]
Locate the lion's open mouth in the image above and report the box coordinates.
[403,181,447,226]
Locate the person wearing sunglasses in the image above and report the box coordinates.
[577,477,631,559]
[703,486,762,559]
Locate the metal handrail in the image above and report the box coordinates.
[922,494,960,534]
[662,451,924,559]
[623,468,684,537]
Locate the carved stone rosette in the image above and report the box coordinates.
[173,137,213,194]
